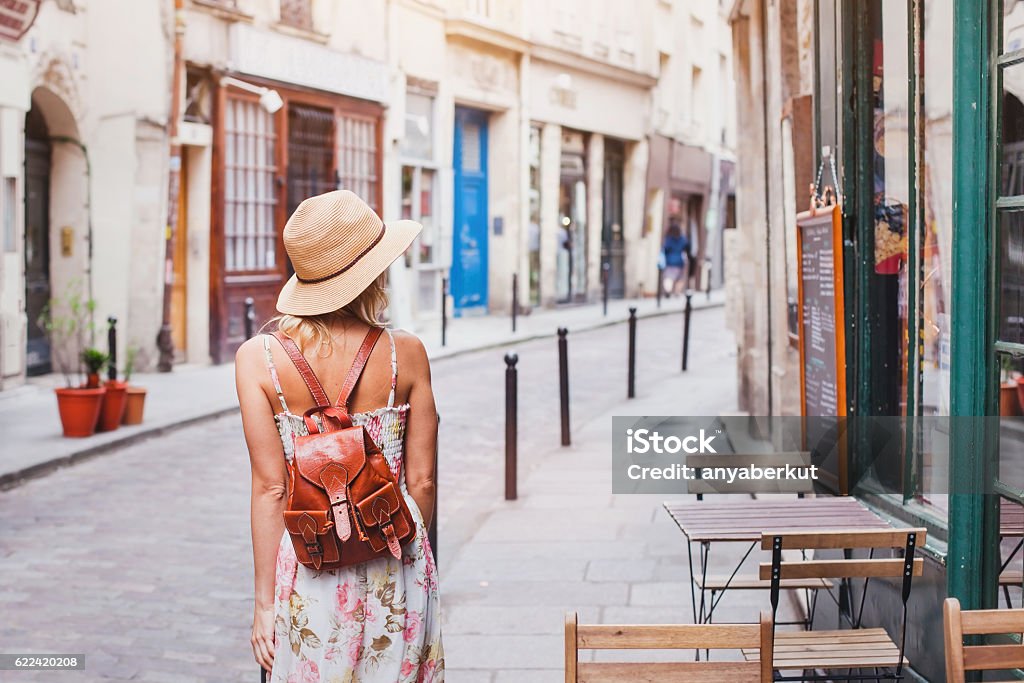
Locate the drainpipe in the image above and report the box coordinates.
[157,0,185,372]
[759,0,774,414]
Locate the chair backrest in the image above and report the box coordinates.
[564,611,773,683]
[944,597,1024,683]
[758,528,926,583]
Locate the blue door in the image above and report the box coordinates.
[452,108,488,314]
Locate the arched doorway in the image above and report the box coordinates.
[24,104,51,376]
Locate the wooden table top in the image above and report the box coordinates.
[663,496,891,542]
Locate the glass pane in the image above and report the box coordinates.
[1000,211,1024,344]
[461,122,481,173]
[401,92,434,160]
[913,0,954,522]
[1005,2,1024,55]
[1002,63,1024,196]
[870,1,911,419]
[420,169,435,265]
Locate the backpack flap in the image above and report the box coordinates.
[292,427,368,491]
[283,510,340,570]
[355,482,413,559]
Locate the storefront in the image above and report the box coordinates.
[731,0,1021,678]
[186,22,389,363]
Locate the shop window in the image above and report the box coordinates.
[280,0,312,31]
[224,96,278,272]
[336,113,379,213]
[399,89,440,319]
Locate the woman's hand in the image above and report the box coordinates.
[251,604,276,672]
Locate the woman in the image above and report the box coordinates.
[235,190,444,682]
[661,219,690,297]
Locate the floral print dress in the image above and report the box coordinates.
[262,331,444,683]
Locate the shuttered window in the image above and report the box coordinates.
[336,113,380,213]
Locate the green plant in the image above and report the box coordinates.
[1002,355,1017,383]
[37,280,97,387]
[123,345,138,383]
[81,348,108,375]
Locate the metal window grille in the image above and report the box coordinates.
[336,113,379,213]
[224,96,277,272]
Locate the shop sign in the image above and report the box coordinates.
[0,0,40,43]
[228,24,389,103]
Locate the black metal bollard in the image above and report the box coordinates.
[244,297,256,339]
[627,307,637,399]
[505,353,518,500]
[107,316,118,382]
[558,328,570,446]
[429,413,440,560]
[602,262,610,316]
[656,266,664,308]
[682,292,693,371]
[511,273,518,333]
[441,276,448,347]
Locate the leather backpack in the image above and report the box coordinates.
[272,328,415,571]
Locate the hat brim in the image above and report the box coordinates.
[276,219,422,316]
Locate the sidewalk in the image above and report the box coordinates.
[437,313,797,682]
[0,291,723,488]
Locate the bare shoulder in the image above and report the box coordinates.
[234,335,267,377]
[389,328,431,380]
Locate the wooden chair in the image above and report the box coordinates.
[740,528,926,681]
[944,597,1024,682]
[565,611,774,682]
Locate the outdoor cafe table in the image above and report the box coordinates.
[663,497,891,624]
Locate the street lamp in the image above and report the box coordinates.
[219,76,283,113]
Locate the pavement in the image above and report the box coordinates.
[0,290,722,489]
[0,300,788,682]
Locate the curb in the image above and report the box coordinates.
[429,296,724,363]
[0,299,724,491]
[0,406,240,491]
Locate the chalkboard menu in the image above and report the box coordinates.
[797,205,846,418]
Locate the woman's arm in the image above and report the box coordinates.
[235,338,288,672]
[399,334,438,530]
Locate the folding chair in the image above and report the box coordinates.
[565,611,774,682]
[741,528,926,681]
[944,597,1024,683]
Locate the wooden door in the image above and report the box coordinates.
[452,107,489,313]
[24,106,51,376]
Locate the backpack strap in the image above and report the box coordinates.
[272,331,331,408]
[334,327,384,411]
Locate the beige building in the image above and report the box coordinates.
[0,0,736,385]
[0,0,171,388]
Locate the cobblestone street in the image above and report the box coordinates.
[0,306,750,681]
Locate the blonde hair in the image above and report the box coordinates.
[270,273,389,354]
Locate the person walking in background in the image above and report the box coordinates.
[661,219,690,297]
[235,190,444,682]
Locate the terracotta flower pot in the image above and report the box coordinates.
[55,386,106,438]
[96,380,128,432]
[121,386,147,425]
[1002,382,1021,417]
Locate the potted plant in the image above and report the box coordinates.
[1002,356,1020,417]
[121,345,147,425]
[81,347,107,389]
[96,343,128,432]
[39,283,106,437]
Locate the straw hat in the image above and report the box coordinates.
[276,190,421,316]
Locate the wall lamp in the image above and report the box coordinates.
[219,76,284,114]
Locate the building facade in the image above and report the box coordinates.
[0,0,171,388]
[728,0,1017,679]
[0,0,736,385]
